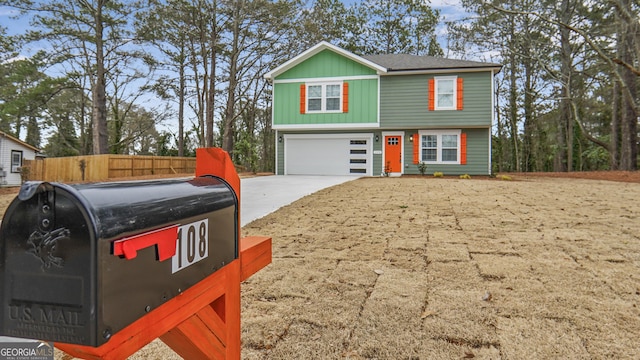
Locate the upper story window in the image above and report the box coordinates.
[307,82,342,113]
[435,76,456,110]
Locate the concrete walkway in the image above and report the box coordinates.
[240,175,359,226]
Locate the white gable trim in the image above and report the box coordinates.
[0,131,39,152]
[273,74,379,84]
[264,41,387,80]
[272,123,379,130]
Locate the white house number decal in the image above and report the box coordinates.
[171,219,209,273]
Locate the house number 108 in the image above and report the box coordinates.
[171,219,209,273]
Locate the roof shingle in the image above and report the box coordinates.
[362,54,501,72]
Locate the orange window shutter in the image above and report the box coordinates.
[413,133,420,164]
[457,78,464,110]
[299,84,306,114]
[428,79,435,111]
[342,82,349,113]
[460,132,467,165]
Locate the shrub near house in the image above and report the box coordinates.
[265,42,502,176]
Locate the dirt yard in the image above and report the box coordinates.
[1,173,638,359]
[236,175,640,359]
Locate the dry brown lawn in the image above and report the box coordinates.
[239,176,640,359]
[3,174,636,359]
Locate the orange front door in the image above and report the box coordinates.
[384,136,402,173]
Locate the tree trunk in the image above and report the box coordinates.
[188,34,205,146]
[79,89,89,155]
[111,104,122,154]
[26,115,40,147]
[558,0,573,172]
[618,0,638,170]
[508,35,520,171]
[222,1,241,157]
[92,1,108,154]
[522,28,534,172]
[206,0,217,148]
[495,78,504,173]
[619,65,637,170]
[609,2,624,170]
[222,72,237,156]
[178,52,185,157]
[610,77,620,169]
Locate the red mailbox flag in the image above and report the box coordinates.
[113,225,179,261]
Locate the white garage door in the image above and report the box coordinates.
[285,134,372,176]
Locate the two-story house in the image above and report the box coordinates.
[264,42,502,176]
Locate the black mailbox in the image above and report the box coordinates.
[0,176,238,346]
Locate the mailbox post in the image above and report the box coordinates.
[0,148,272,359]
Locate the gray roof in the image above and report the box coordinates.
[362,54,501,72]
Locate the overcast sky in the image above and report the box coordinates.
[0,0,480,140]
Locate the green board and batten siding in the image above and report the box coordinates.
[379,72,493,128]
[273,50,379,127]
[275,49,377,79]
[273,80,378,126]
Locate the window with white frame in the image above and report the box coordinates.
[307,82,342,113]
[11,150,23,173]
[422,135,437,161]
[435,77,456,110]
[420,130,460,163]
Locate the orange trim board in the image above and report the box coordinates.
[300,84,306,114]
[413,133,420,164]
[428,79,435,111]
[342,82,349,113]
[460,133,467,165]
[457,78,464,110]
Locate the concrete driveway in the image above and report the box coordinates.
[240,175,359,226]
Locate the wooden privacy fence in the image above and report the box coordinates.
[23,155,196,183]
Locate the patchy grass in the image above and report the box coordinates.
[239,177,640,359]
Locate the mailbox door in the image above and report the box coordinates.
[83,176,238,343]
[98,206,236,338]
[0,185,98,345]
